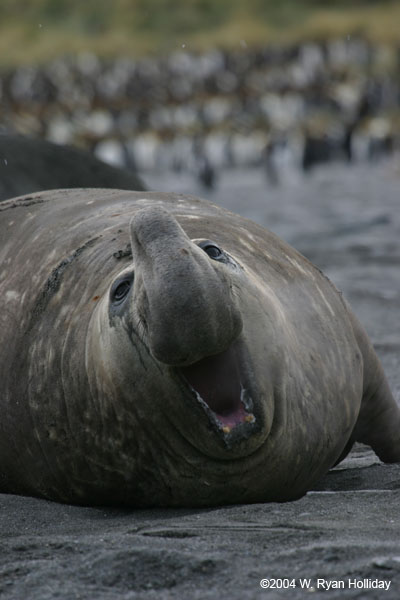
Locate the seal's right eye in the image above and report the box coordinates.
[110,275,133,305]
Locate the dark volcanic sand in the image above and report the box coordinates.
[1,161,400,599]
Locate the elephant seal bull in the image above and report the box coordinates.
[0,134,145,201]
[1,189,399,507]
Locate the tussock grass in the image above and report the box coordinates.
[0,1,399,66]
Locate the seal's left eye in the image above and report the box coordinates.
[111,279,131,303]
[202,244,222,259]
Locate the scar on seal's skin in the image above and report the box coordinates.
[0,196,46,211]
[113,243,132,260]
[28,236,101,328]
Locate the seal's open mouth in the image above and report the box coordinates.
[180,344,256,435]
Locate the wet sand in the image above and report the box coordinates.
[1,160,400,599]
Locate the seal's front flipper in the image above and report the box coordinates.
[349,309,400,463]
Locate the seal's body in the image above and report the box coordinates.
[0,135,144,201]
[1,189,399,506]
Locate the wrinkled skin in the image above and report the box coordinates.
[0,189,399,507]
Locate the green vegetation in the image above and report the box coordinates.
[0,0,399,66]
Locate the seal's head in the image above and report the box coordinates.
[90,206,273,463]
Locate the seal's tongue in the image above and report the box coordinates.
[181,346,251,429]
